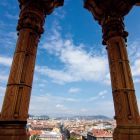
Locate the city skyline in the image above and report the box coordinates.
[0,0,140,117]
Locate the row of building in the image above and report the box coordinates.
[27,119,115,140]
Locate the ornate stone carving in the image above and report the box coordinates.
[17,9,45,35]
[0,0,64,139]
[84,0,140,139]
[84,0,136,44]
[102,15,128,45]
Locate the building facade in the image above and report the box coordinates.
[87,129,113,140]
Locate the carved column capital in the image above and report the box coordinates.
[101,14,128,45]
[17,8,45,35]
[17,0,64,35]
[18,0,64,15]
[84,0,136,45]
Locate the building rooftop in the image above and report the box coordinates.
[89,129,112,138]
[38,131,62,138]
[29,130,42,136]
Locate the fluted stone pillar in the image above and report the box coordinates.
[102,15,140,140]
[0,0,63,140]
[84,0,140,139]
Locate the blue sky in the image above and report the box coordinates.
[0,0,140,117]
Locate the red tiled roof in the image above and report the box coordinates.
[91,129,112,137]
[29,130,42,136]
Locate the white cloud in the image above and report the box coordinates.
[7,32,17,40]
[128,41,140,63]
[88,90,108,102]
[39,28,109,84]
[98,90,107,97]
[0,86,5,110]
[68,87,81,94]
[126,40,140,83]
[0,86,6,95]
[103,73,111,85]
[0,30,17,50]
[134,78,140,83]
[80,108,89,113]
[88,96,98,101]
[53,8,66,19]
[5,12,18,20]
[56,104,64,108]
[0,74,8,81]
[55,104,66,110]
[60,46,108,82]
[132,59,140,76]
[93,101,114,116]
[35,66,77,84]
[0,56,12,67]
[29,93,115,117]
[29,94,79,115]
[38,33,140,85]
[38,83,46,87]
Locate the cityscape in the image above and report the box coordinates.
[27,115,114,140]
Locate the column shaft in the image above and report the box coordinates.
[0,3,45,140]
[84,0,140,139]
[1,29,39,121]
[103,16,140,140]
[106,36,140,125]
[0,0,64,139]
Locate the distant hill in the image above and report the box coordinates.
[29,114,111,120]
[28,114,49,120]
[55,115,111,120]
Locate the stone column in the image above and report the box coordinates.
[0,0,63,140]
[84,0,140,139]
[102,15,140,140]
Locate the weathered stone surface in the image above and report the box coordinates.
[84,0,140,139]
[0,0,63,139]
[0,123,28,140]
